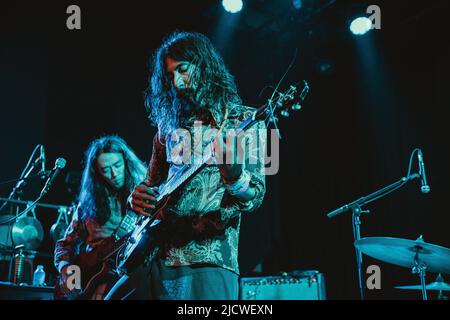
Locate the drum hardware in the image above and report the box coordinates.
[0,197,72,212]
[1,198,73,282]
[10,244,36,285]
[0,147,70,286]
[410,236,429,300]
[395,273,450,300]
[355,236,450,300]
[326,148,429,300]
[1,197,73,246]
[11,202,44,251]
[50,206,72,243]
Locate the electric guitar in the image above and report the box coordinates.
[116,81,310,276]
[54,211,137,300]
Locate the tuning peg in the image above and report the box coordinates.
[280,110,290,117]
[291,103,302,111]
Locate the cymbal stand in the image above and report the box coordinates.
[411,239,428,300]
[437,290,448,300]
[352,205,369,301]
[435,274,448,300]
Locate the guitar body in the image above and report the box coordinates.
[116,197,170,276]
[54,236,127,300]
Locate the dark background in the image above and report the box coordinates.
[1,0,449,299]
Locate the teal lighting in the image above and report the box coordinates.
[222,0,243,14]
[350,17,372,36]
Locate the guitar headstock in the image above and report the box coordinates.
[271,80,309,118]
[255,80,310,124]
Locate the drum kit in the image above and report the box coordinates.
[354,236,450,300]
[0,198,73,285]
[327,148,449,300]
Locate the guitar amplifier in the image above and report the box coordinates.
[239,270,326,300]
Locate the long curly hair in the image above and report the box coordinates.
[78,135,147,225]
[144,31,242,138]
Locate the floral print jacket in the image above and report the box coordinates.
[145,105,266,275]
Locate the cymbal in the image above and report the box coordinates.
[11,217,44,251]
[50,221,68,243]
[354,237,450,274]
[395,281,450,291]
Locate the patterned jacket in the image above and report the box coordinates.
[54,201,137,273]
[145,105,266,275]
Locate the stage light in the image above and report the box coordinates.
[350,17,372,36]
[222,0,243,14]
[292,0,302,10]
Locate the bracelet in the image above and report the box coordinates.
[224,170,251,196]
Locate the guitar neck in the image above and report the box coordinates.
[157,109,260,200]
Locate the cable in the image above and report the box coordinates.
[354,149,420,208]
[407,148,421,177]
[0,195,42,225]
[0,144,42,211]
[265,48,299,137]
[269,48,298,103]
[17,144,42,182]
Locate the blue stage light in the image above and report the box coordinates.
[222,0,243,14]
[292,0,302,10]
[350,17,372,36]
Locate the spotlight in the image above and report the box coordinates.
[222,0,243,14]
[292,0,303,10]
[349,17,372,36]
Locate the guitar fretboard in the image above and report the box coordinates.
[156,111,257,201]
[158,155,211,200]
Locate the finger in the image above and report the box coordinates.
[135,185,159,196]
[140,180,152,187]
[132,192,156,202]
[131,199,155,210]
[135,185,149,192]
[134,207,151,217]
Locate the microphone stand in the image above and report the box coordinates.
[0,161,41,214]
[326,173,420,300]
[0,147,47,213]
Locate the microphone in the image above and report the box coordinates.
[33,145,46,176]
[40,157,67,197]
[417,150,430,194]
[40,145,46,176]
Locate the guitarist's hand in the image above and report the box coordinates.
[212,132,243,183]
[130,184,159,217]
